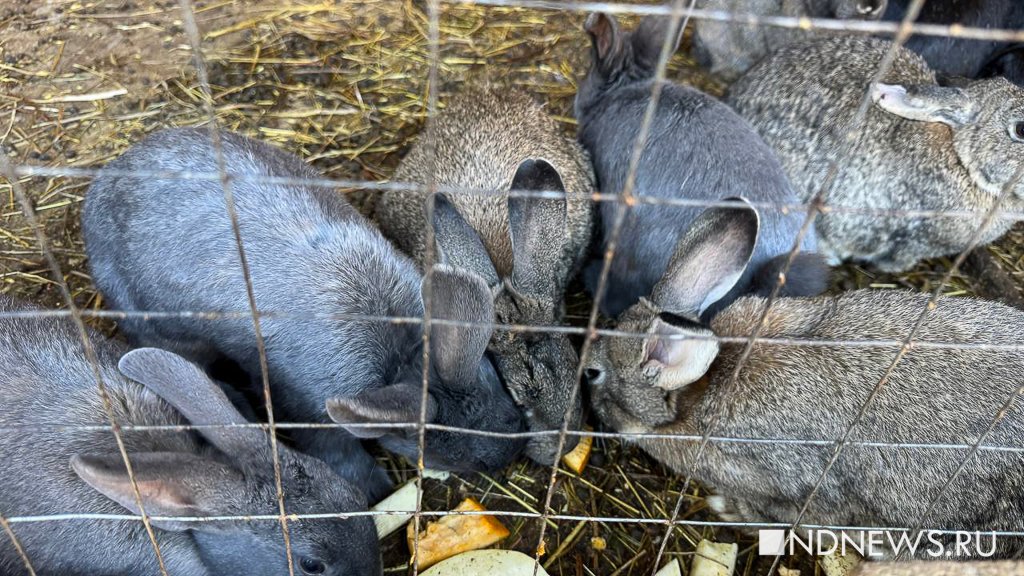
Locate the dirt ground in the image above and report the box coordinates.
[3,1,1023,575]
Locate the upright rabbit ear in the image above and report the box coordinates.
[871,83,979,127]
[118,348,267,458]
[632,15,685,68]
[424,264,495,386]
[585,13,624,71]
[327,384,438,439]
[650,198,759,317]
[431,193,500,288]
[71,452,245,532]
[508,158,568,295]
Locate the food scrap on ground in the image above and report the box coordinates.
[420,550,551,576]
[691,540,738,576]
[408,497,511,570]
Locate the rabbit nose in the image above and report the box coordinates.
[857,0,882,15]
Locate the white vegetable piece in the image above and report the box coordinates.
[820,550,862,576]
[691,540,738,576]
[373,470,450,539]
[420,550,550,576]
[654,558,683,576]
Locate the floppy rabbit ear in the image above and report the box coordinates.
[326,384,438,439]
[430,193,500,288]
[871,83,979,127]
[651,198,760,317]
[424,264,495,386]
[118,348,267,458]
[642,314,719,391]
[585,13,624,70]
[508,158,567,294]
[71,452,244,532]
[633,15,685,68]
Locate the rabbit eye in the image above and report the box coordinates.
[584,367,605,386]
[300,557,326,575]
[1012,121,1024,142]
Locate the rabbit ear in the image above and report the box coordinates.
[326,384,438,439]
[632,15,685,68]
[585,13,625,71]
[71,452,244,532]
[650,198,760,317]
[424,264,495,386]
[431,193,500,288]
[871,83,979,127]
[118,348,267,458]
[642,314,719,391]
[508,158,567,294]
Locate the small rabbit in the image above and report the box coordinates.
[693,0,888,81]
[83,128,525,502]
[727,35,1024,273]
[0,296,380,575]
[374,87,595,464]
[586,202,1024,558]
[883,0,1024,86]
[576,13,827,320]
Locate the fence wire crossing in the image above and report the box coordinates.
[2,0,1024,575]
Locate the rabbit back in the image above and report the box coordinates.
[375,86,593,280]
[727,35,1017,272]
[579,81,817,317]
[640,290,1024,544]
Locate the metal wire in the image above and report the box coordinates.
[175,0,296,573]
[526,1,703,574]
[1,153,169,574]
[2,510,1021,537]
[4,419,1024,454]
[411,1,444,574]
[765,2,1024,574]
[11,164,1024,221]
[13,307,1024,353]
[449,0,1024,43]
[4,0,1024,574]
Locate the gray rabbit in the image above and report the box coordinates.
[0,295,380,575]
[82,128,524,503]
[576,13,827,320]
[586,201,1024,558]
[374,87,594,464]
[693,0,888,81]
[727,35,1024,273]
[883,0,1024,86]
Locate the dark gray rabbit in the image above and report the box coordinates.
[694,0,888,81]
[0,296,379,576]
[575,13,826,319]
[586,202,1024,558]
[82,128,524,502]
[374,87,594,464]
[727,35,1024,272]
[883,0,1024,86]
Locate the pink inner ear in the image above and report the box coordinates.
[649,334,688,367]
[875,84,904,101]
[586,15,614,59]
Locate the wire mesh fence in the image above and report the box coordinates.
[2,0,1024,575]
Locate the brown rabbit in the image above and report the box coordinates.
[375,86,595,463]
[586,200,1024,558]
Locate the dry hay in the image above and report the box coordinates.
[2,1,1021,574]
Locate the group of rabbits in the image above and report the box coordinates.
[3,1,1024,574]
